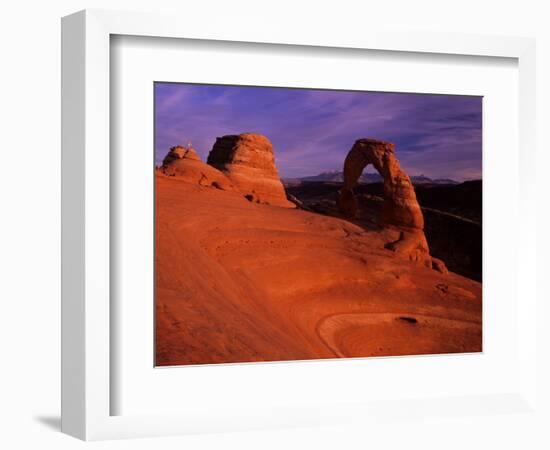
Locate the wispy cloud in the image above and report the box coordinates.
[155,83,482,181]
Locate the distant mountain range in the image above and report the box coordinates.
[282,170,459,186]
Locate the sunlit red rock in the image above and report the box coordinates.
[207,133,294,208]
[155,172,480,366]
[160,144,234,190]
[338,138,447,273]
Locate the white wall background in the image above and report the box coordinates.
[0,1,548,449]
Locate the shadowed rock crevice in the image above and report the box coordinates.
[337,138,447,273]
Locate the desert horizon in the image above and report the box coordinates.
[154,83,482,367]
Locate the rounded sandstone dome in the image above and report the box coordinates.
[206,133,294,208]
[162,145,200,167]
[160,144,234,191]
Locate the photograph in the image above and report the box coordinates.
[154,82,483,366]
[1,1,543,446]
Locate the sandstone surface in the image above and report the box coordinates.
[156,173,481,366]
[160,145,234,190]
[207,133,294,207]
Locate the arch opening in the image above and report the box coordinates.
[337,138,447,274]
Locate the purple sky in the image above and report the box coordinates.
[155,83,482,181]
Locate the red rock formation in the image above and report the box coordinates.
[156,173,480,366]
[161,144,234,190]
[162,144,201,165]
[338,138,447,273]
[207,133,294,208]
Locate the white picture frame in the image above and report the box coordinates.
[61,9,538,441]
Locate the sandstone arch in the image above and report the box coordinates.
[338,138,447,273]
[338,138,424,228]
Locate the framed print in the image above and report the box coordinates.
[61,9,539,441]
[153,83,483,367]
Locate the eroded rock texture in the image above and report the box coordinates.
[207,133,294,208]
[338,138,447,273]
[162,144,201,165]
[161,145,234,191]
